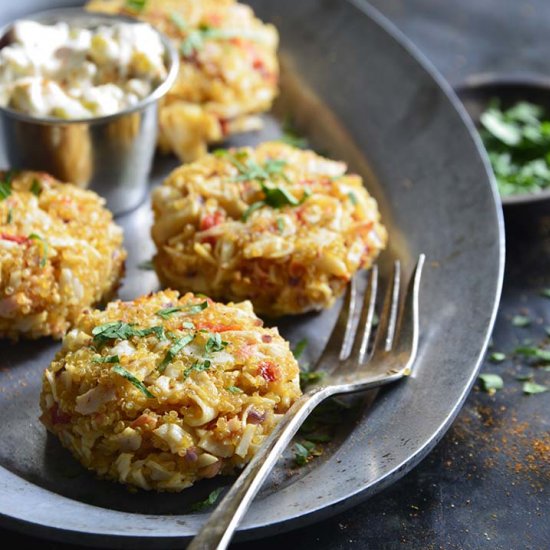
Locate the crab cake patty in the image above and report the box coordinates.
[151,142,387,316]
[40,290,301,491]
[0,171,126,340]
[87,0,279,162]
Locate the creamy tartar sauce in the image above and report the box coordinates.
[0,20,168,119]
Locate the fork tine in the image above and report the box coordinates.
[346,265,379,364]
[391,254,426,372]
[315,277,358,371]
[370,261,401,358]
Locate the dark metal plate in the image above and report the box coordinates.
[0,0,504,546]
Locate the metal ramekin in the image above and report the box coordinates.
[0,8,179,216]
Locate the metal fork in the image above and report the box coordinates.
[188,254,426,550]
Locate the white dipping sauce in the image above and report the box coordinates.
[0,20,168,119]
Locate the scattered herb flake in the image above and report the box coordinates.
[522,381,548,395]
[512,315,531,327]
[292,338,308,360]
[159,333,196,372]
[515,374,533,381]
[280,116,308,148]
[92,355,120,364]
[478,373,504,394]
[293,442,311,466]
[6,207,12,224]
[489,352,506,363]
[30,179,42,196]
[347,191,358,205]
[170,11,187,31]
[540,288,550,298]
[515,346,550,363]
[156,301,208,320]
[276,217,285,232]
[92,322,165,347]
[0,172,12,201]
[191,487,223,512]
[112,365,154,398]
[226,385,243,394]
[125,0,147,12]
[28,233,48,268]
[184,359,212,379]
[205,333,228,354]
[137,259,154,270]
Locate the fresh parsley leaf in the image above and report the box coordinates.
[125,0,147,12]
[28,233,48,268]
[0,172,12,201]
[226,385,242,394]
[137,259,154,270]
[299,370,325,387]
[170,11,187,31]
[92,322,165,347]
[112,365,154,398]
[292,338,308,360]
[347,191,358,205]
[92,355,120,364]
[184,359,212,379]
[512,315,531,327]
[156,307,184,319]
[191,487,223,512]
[205,333,228,354]
[242,201,265,221]
[294,442,311,466]
[280,116,308,148]
[478,373,504,393]
[515,346,550,363]
[522,381,548,395]
[30,179,41,196]
[489,352,506,363]
[185,301,209,315]
[159,333,195,372]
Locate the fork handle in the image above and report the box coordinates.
[187,386,331,550]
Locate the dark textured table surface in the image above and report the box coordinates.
[3,1,549,548]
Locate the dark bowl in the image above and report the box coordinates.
[455,74,550,207]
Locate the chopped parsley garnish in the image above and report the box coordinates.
[226,385,243,394]
[92,355,120,364]
[511,315,531,327]
[489,352,506,363]
[216,149,310,219]
[171,14,265,58]
[522,381,548,395]
[205,333,228,354]
[347,191,358,205]
[478,373,503,394]
[515,346,550,363]
[92,322,165,347]
[276,217,285,232]
[292,338,308,360]
[184,359,212,379]
[293,440,321,466]
[125,0,147,12]
[28,233,48,268]
[480,100,550,196]
[280,116,308,148]
[299,370,325,387]
[112,365,154,398]
[137,259,154,270]
[30,179,42,196]
[6,208,12,224]
[156,301,208,319]
[191,487,224,512]
[0,172,13,201]
[159,333,196,372]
